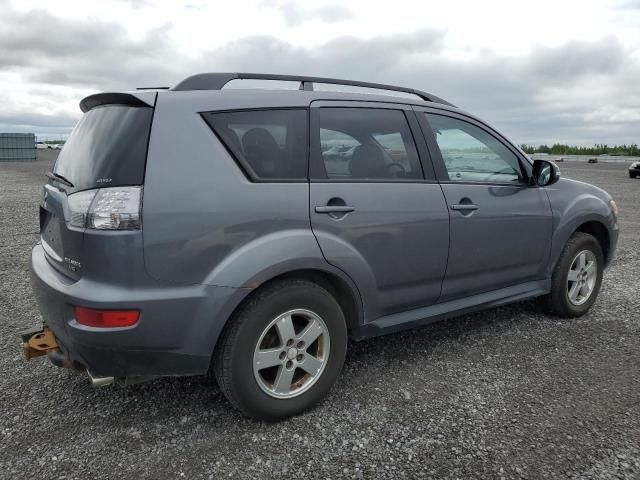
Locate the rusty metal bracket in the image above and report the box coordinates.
[22,327,59,361]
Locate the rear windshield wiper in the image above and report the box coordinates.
[46,171,74,188]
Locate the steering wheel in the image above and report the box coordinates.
[385,162,407,177]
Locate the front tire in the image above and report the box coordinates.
[542,232,604,317]
[630,173,637,179]
[213,279,347,421]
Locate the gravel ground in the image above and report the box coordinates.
[1,151,639,479]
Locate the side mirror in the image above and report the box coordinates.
[532,159,560,186]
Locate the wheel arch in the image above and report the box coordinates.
[549,215,614,278]
[574,220,611,265]
[208,266,365,363]
[545,181,618,278]
[239,268,364,336]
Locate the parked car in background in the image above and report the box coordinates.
[630,161,640,178]
[24,72,619,421]
[36,142,47,150]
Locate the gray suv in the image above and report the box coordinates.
[25,73,619,420]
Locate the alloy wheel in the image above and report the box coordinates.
[253,309,330,399]
[567,250,598,306]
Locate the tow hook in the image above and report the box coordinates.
[21,327,59,361]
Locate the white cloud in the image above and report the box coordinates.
[260,1,354,26]
[1,0,639,144]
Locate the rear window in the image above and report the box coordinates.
[54,105,153,191]
[202,109,307,181]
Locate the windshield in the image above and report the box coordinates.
[54,105,153,192]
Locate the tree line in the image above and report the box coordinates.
[520,143,640,156]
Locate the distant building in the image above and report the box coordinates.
[0,133,37,161]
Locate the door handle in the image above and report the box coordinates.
[450,204,479,211]
[315,205,355,214]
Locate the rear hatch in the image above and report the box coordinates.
[40,92,155,279]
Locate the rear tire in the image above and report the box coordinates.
[631,173,637,179]
[213,279,347,421]
[541,232,604,318]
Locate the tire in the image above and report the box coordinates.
[213,278,347,421]
[631,173,637,179]
[541,232,604,318]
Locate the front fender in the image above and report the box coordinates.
[546,179,618,276]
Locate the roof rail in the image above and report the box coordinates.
[171,72,455,107]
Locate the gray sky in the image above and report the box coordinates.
[1,0,639,145]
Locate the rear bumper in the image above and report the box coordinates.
[30,243,244,378]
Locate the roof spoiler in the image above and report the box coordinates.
[79,91,157,113]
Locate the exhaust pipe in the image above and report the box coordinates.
[87,371,115,387]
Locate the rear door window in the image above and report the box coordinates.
[54,105,153,192]
[314,108,423,181]
[203,109,308,181]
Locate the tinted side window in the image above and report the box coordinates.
[424,113,523,184]
[317,108,423,181]
[203,109,307,180]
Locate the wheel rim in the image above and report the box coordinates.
[567,250,598,306]
[253,309,330,399]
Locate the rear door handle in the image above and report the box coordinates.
[450,204,479,211]
[315,206,355,214]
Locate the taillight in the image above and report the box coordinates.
[67,186,142,230]
[74,306,140,328]
[67,190,97,227]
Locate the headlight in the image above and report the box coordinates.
[609,199,619,217]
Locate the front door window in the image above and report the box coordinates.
[425,113,523,184]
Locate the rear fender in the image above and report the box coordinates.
[199,229,366,351]
[204,229,325,286]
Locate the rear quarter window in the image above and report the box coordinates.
[202,109,308,181]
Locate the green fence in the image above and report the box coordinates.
[0,133,37,161]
